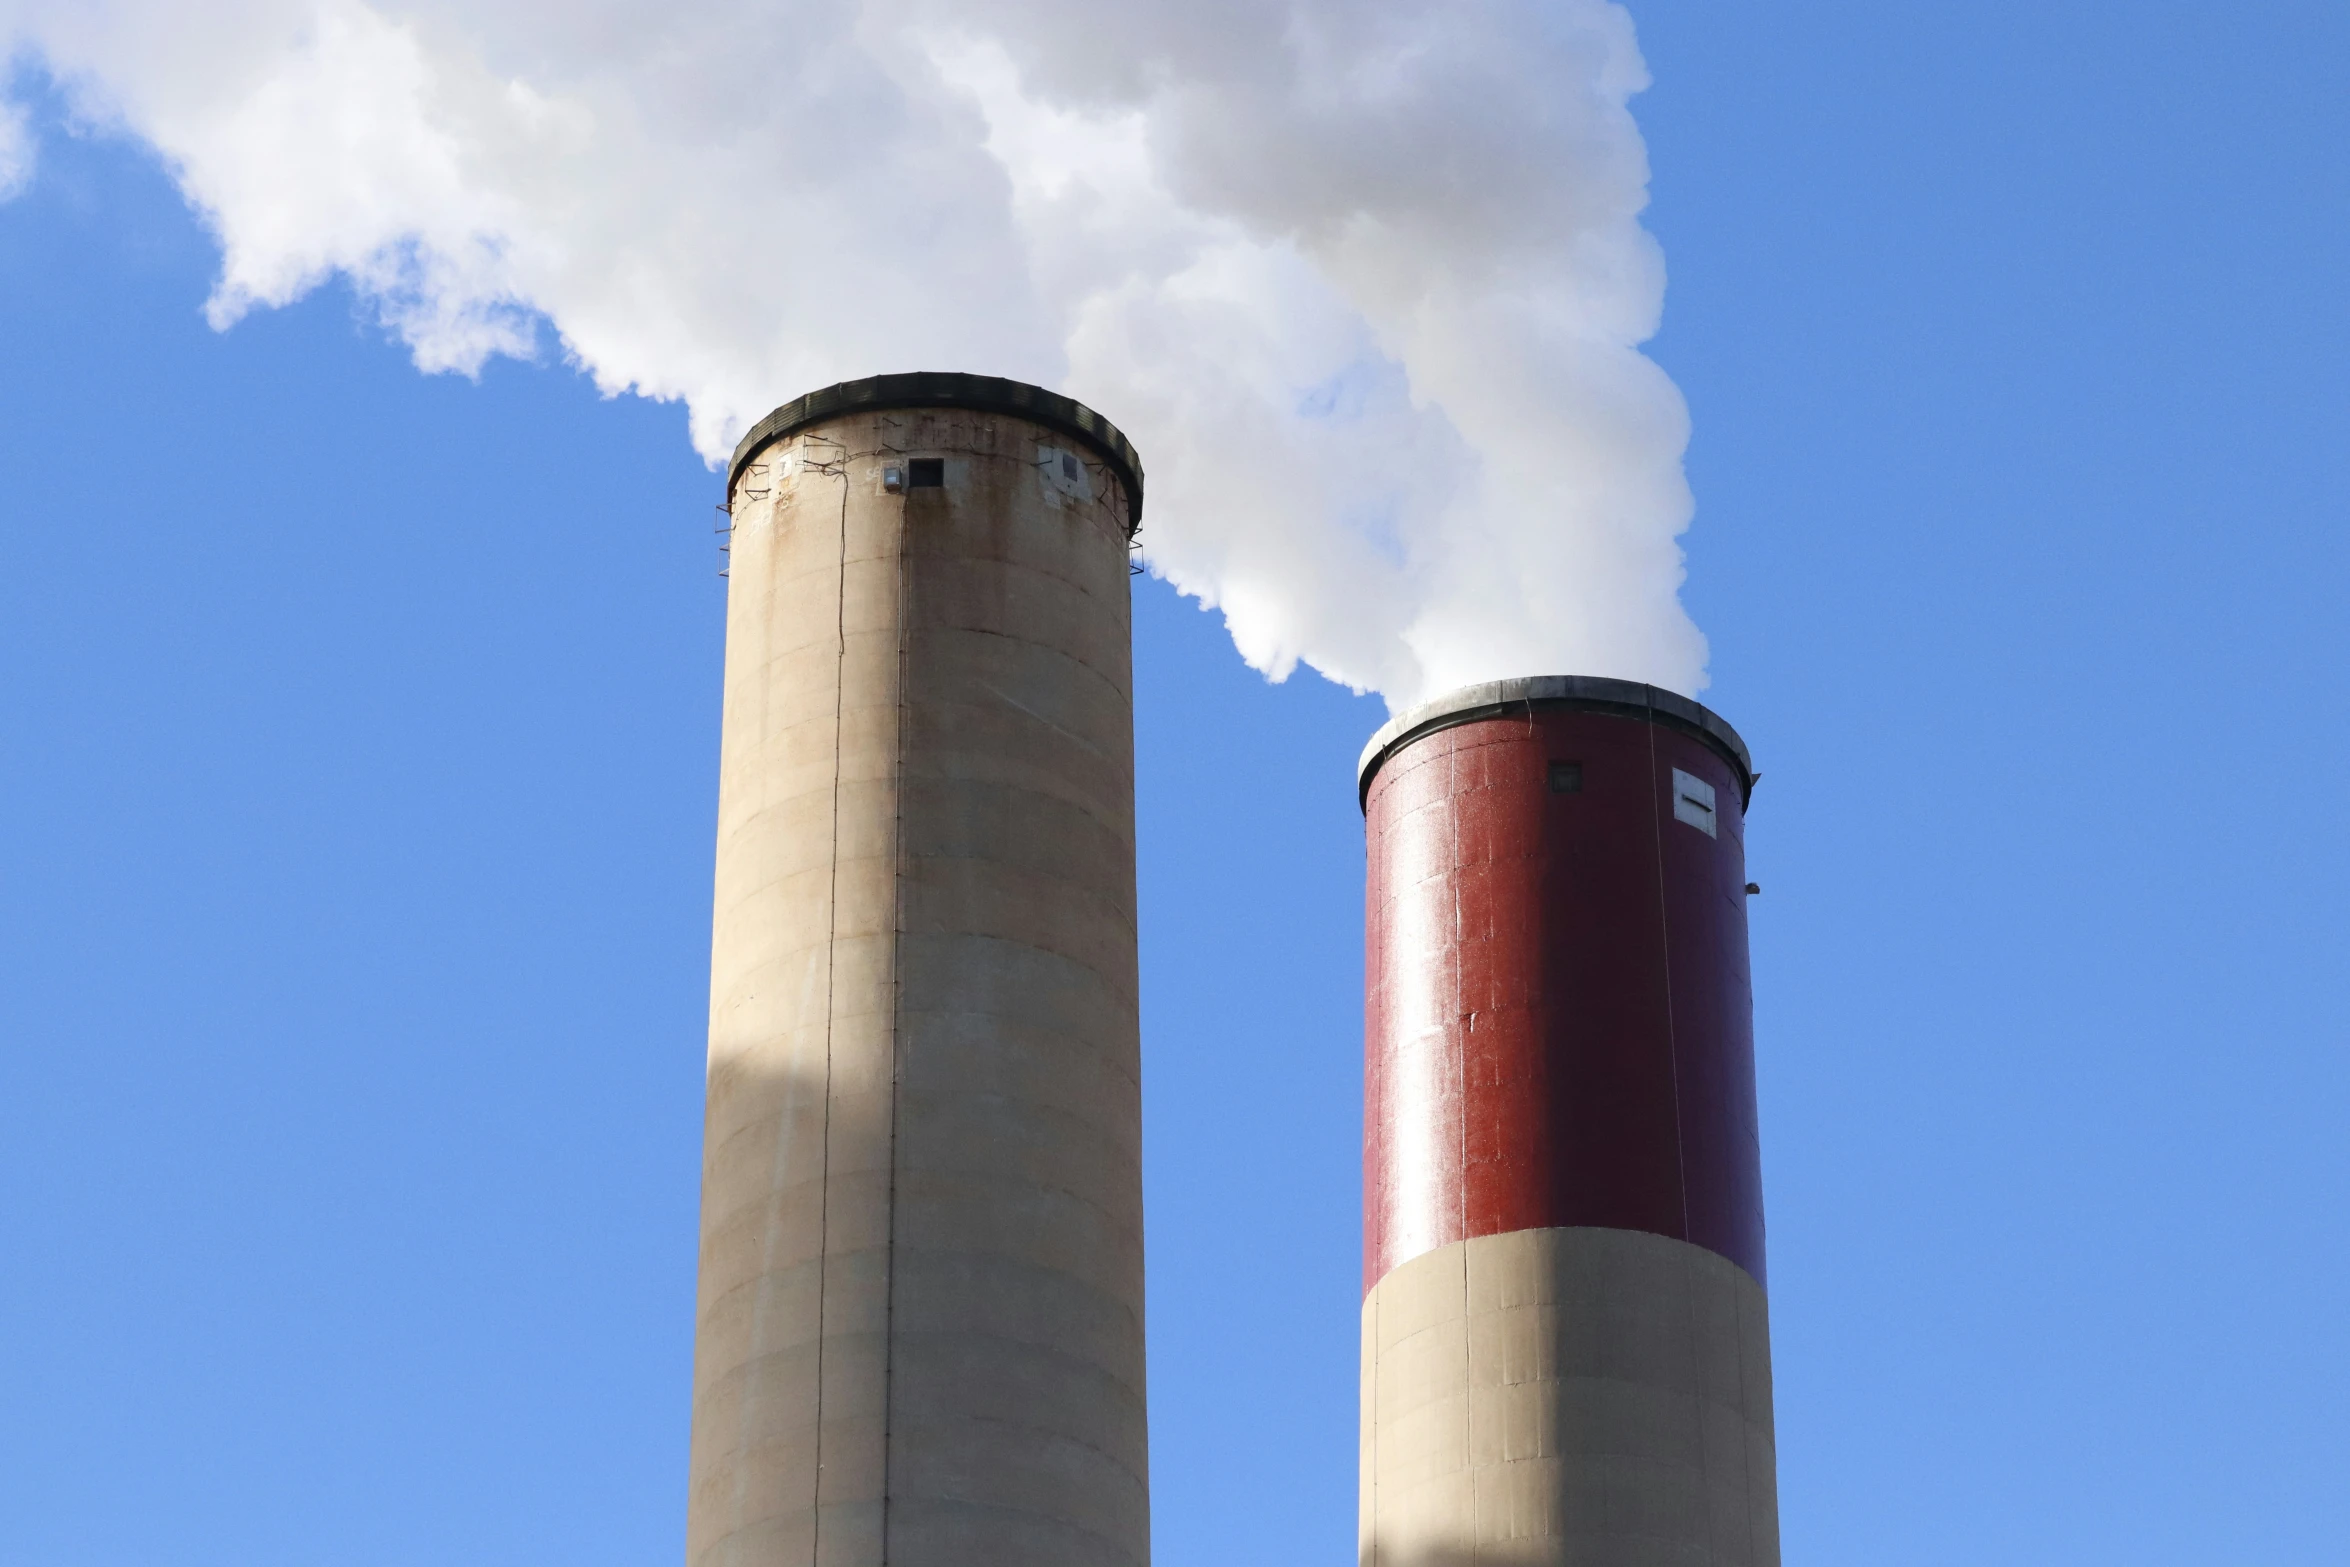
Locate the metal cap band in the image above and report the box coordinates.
[1358,675,1755,811]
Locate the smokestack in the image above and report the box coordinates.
[1357,677,1779,1565]
[690,374,1149,1566]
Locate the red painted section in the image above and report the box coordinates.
[1363,708,1765,1293]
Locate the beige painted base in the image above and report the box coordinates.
[689,409,1147,1567]
[1361,1227,1779,1567]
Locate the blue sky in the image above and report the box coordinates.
[4,4,2346,1564]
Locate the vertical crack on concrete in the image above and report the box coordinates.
[811,452,851,1567]
[878,450,914,1567]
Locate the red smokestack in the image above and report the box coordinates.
[1357,676,1781,1565]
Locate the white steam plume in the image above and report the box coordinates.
[0,88,31,198]
[2,0,1706,707]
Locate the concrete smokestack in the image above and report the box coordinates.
[690,374,1149,1566]
[1356,677,1779,1565]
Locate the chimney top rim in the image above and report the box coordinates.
[1357,676,1755,812]
[726,372,1144,533]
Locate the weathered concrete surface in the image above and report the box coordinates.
[690,405,1146,1567]
[1361,1227,1780,1567]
